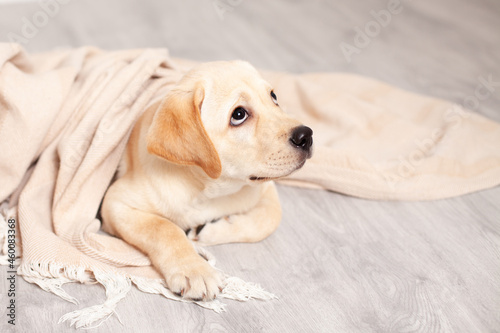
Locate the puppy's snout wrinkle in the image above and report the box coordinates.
[290,125,313,152]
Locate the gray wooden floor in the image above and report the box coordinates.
[1,0,499,332]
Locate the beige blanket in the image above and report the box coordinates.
[1,44,499,328]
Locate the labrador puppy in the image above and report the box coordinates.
[101,61,313,302]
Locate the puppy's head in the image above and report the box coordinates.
[147,61,313,183]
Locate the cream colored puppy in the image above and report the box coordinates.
[101,61,313,302]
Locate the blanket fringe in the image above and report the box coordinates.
[58,271,131,329]
[220,276,278,301]
[17,263,95,304]
[14,259,276,329]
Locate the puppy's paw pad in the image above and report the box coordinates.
[186,228,199,241]
[194,216,234,246]
[186,224,207,242]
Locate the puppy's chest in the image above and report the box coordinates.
[174,185,262,231]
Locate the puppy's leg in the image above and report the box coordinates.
[102,196,222,301]
[190,182,282,246]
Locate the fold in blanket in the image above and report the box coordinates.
[262,72,500,200]
[0,43,499,328]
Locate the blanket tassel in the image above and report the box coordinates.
[58,271,131,329]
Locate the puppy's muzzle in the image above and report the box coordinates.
[290,125,313,156]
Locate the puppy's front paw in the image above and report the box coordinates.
[165,255,223,301]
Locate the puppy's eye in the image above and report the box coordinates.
[270,90,278,105]
[230,107,248,126]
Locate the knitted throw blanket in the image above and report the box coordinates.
[1,43,499,328]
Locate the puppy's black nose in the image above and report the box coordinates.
[290,126,313,151]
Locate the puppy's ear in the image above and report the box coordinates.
[147,82,222,179]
